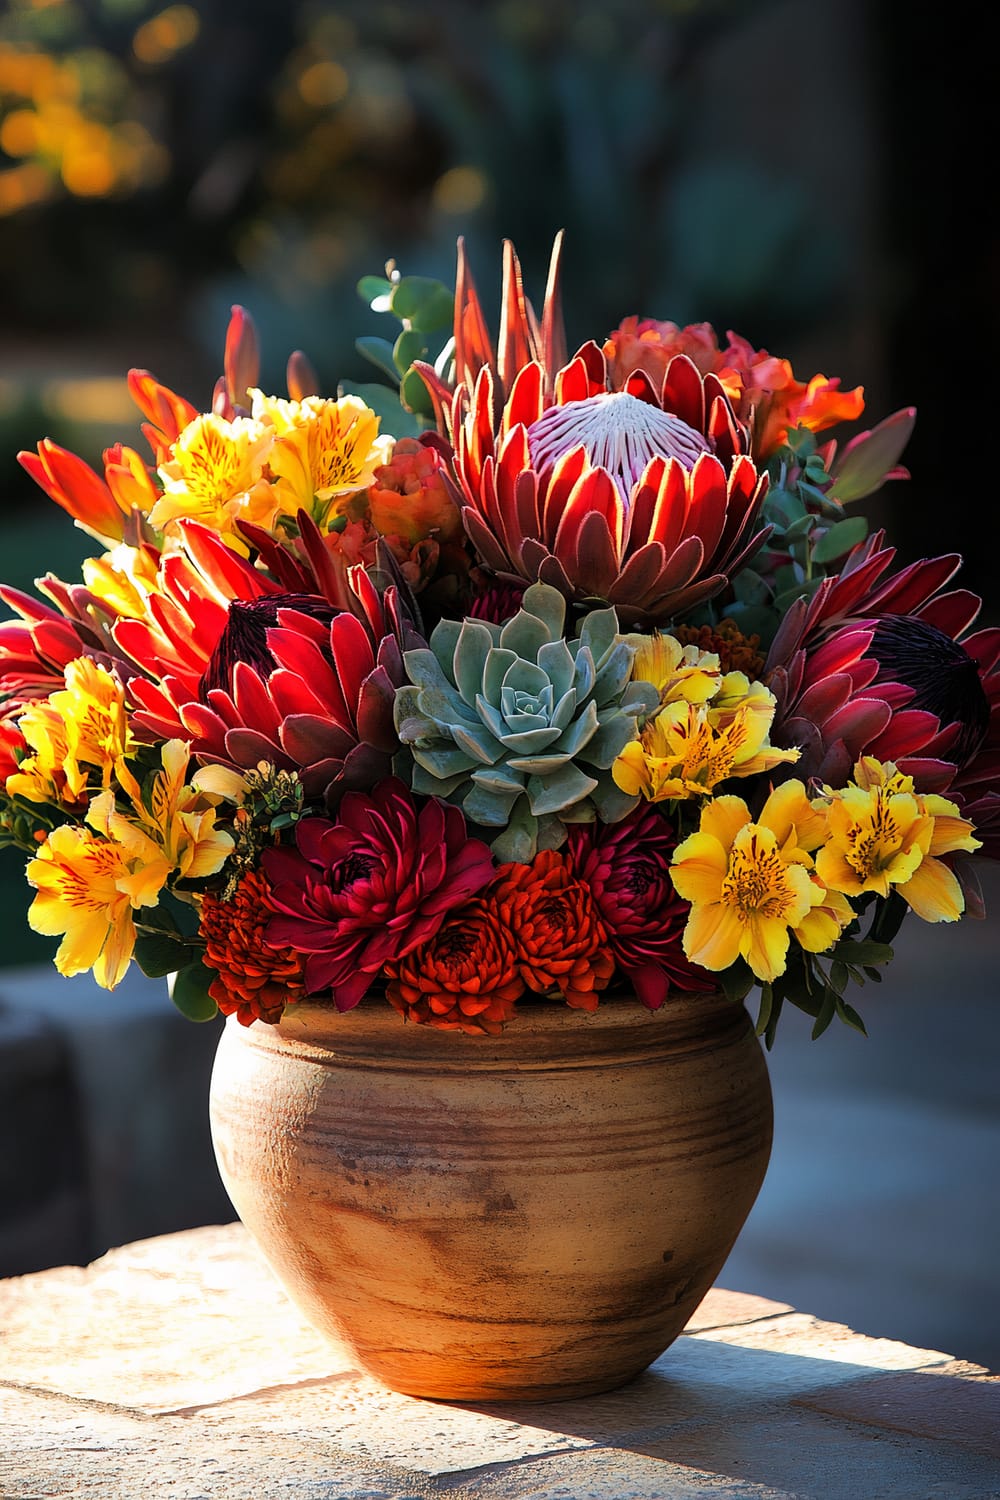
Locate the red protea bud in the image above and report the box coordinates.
[224,304,260,413]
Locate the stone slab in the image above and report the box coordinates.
[794,1365,1000,1459]
[3,1222,998,1499]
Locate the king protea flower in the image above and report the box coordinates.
[415,239,770,627]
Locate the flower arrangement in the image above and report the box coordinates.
[2,236,996,1046]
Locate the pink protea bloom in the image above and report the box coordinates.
[564,805,715,1009]
[262,780,495,1009]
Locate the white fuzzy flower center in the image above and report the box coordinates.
[526,391,710,502]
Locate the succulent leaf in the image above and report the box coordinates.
[394,580,646,856]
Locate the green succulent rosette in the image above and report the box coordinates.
[393,582,658,861]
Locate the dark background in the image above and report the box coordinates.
[1,0,998,1363]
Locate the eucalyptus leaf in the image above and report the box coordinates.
[355,336,400,383]
[168,961,220,1023]
[134,930,199,979]
[357,274,394,308]
[389,276,455,332]
[811,516,869,565]
[393,328,430,376]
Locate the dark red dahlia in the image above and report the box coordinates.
[564,806,714,1009]
[261,779,495,1009]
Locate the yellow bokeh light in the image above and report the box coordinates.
[0,162,52,215]
[41,377,139,426]
[60,143,117,197]
[133,5,200,65]
[298,59,349,109]
[432,165,488,215]
[0,108,41,157]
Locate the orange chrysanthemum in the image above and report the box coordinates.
[672,619,766,680]
[385,898,524,1035]
[488,849,613,1011]
[200,867,306,1026]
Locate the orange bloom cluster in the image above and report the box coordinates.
[671,619,766,681]
[385,899,522,1035]
[200,868,306,1027]
[386,849,614,1033]
[366,436,469,602]
[491,850,613,1011]
[603,317,864,461]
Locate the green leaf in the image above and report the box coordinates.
[783,513,818,543]
[766,489,806,527]
[754,984,773,1037]
[870,891,908,946]
[811,516,869,565]
[337,381,423,438]
[762,990,784,1051]
[828,408,916,503]
[133,930,198,978]
[393,328,430,376]
[810,986,838,1040]
[835,996,868,1036]
[720,959,755,1005]
[357,274,394,310]
[829,960,849,995]
[773,575,824,612]
[355,336,400,383]
[732,567,769,606]
[400,365,435,417]
[135,903,182,936]
[168,961,219,1023]
[831,939,894,967]
[389,276,455,332]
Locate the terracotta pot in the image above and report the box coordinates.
[208,992,772,1401]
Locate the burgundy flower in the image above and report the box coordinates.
[262,779,495,1009]
[564,806,714,1009]
[765,532,1000,829]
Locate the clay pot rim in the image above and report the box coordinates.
[228,986,744,1072]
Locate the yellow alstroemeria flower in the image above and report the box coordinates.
[814,758,980,922]
[253,390,393,527]
[150,411,277,552]
[25,740,236,991]
[626,631,722,707]
[82,541,161,620]
[26,823,143,990]
[90,739,235,907]
[670,786,850,983]
[6,657,134,808]
[612,673,799,802]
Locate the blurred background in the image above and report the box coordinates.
[1,0,997,1364]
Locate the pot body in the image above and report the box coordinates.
[209,993,772,1401]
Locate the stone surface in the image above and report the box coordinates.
[2,1222,998,1499]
